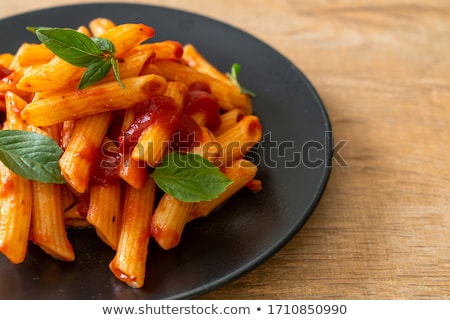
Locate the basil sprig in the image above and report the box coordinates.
[27,26,124,89]
[0,130,65,184]
[227,63,256,97]
[152,152,232,202]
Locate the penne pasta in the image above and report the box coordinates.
[0,92,32,264]
[16,43,54,67]
[119,108,148,189]
[182,43,229,82]
[31,181,75,261]
[0,162,32,264]
[153,60,252,114]
[88,17,116,36]
[99,47,154,84]
[87,182,122,250]
[109,177,156,288]
[216,115,263,167]
[213,108,245,136]
[151,127,220,250]
[148,41,184,60]
[189,158,258,221]
[131,121,172,167]
[151,194,194,250]
[63,205,91,228]
[163,81,189,110]
[0,17,263,289]
[59,112,113,193]
[30,125,75,261]
[21,74,167,126]
[0,53,14,68]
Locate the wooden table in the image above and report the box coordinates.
[1,0,449,299]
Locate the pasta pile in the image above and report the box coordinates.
[0,18,262,288]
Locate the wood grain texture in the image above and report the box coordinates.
[1,0,449,299]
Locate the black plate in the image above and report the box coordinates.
[0,3,332,299]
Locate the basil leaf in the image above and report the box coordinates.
[27,26,125,89]
[32,27,104,67]
[151,152,232,202]
[110,57,125,89]
[0,130,65,184]
[79,59,112,89]
[91,37,116,54]
[227,63,256,97]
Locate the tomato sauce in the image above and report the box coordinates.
[119,95,204,156]
[89,141,121,186]
[184,89,221,130]
[0,64,12,79]
[92,83,221,185]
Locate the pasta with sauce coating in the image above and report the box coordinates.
[0,18,262,289]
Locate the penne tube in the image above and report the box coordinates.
[31,181,75,261]
[190,126,221,163]
[30,125,75,261]
[17,56,85,92]
[151,126,220,250]
[109,177,156,288]
[16,43,54,67]
[59,112,113,193]
[216,115,263,167]
[151,194,194,250]
[0,53,14,68]
[4,91,28,124]
[63,205,91,228]
[163,81,189,110]
[0,92,32,264]
[21,74,167,126]
[119,151,147,189]
[76,25,92,37]
[99,48,154,84]
[119,108,148,189]
[182,43,229,82]
[153,60,252,114]
[0,163,33,264]
[148,41,183,60]
[0,69,30,101]
[189,158,258,221]
[88,17,116,36]
[213,108,245,136]
[60,119,75,151]
[87,182,122,250]
[131,122,172,167]
[99,23,155,59]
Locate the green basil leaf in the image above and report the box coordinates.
[110,57,125,89]
[151,152,232,202]
[0,130,65,184]
[91,37,116,54]
[79,59,112,89]
[32,27,104,67]
[226,63,256,97]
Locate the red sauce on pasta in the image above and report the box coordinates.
[185,89,221,130]
[0,65,12,79]
[90,141,121,186]
[91,87,221,186]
